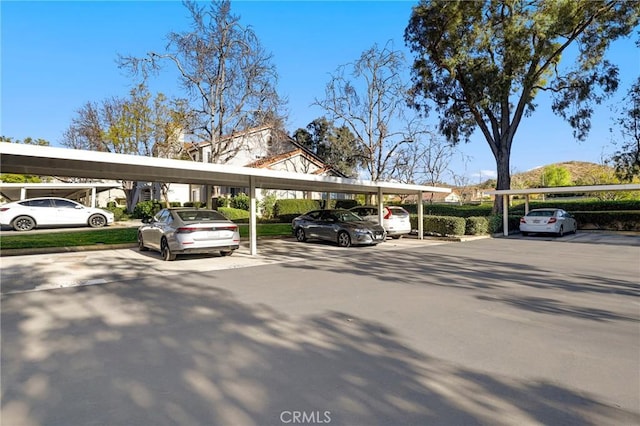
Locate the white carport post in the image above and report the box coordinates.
[90,187,97,207]
[377,186,384,226]
[249,176,257,256]
[502,194,509,236]
[417,191,424,240]
[20,187,26,200]
[524,195,530,214]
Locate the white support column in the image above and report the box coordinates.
[249,176,257,256]
[91,187,97,207]
[20,187,27,200]
[525,195,530,214]
[377,187,384,226]
[502,194,509,236]
[417,191,424,240]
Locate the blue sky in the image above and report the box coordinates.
[2,1,638,183]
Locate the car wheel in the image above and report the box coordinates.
[557,226,564,237]
[337,231,351,247]
[391,235,402,240]
[12,216,35,231]
[220,250,234,256]
[88,214,107,228]
[137,232,148,251]
[521,231,528,236]
[295,227,307,242]
[161,238,176,261]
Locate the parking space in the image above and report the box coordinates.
[0,236,452,295]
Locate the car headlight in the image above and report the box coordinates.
[354,228,369,234]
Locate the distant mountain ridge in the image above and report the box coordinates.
[510,161,614,188]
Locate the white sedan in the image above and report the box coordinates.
[519,208,578,237]
[0,197,114,231]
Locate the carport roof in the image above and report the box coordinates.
[0,142,451,195]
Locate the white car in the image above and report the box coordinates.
[350,205,412,239]
[519,208,577,237]
[0,197,114,231]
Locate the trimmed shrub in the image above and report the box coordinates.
[260,192,278,219]
[133,201,163,219]
[230,193,250,211]
[465,216,489,235]
[170,201,182,207]
[218,207,250,221]
[275,199,321,216]
[410,215,466,236]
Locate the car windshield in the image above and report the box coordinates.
[177,210,227,222]
[335,211,362,222]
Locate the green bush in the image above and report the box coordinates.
[218,207,250,221]
[231,193,250,211]
[509,199,640,213]
[465,216,489,235]
[170,201,182,207]
[402,203,493,217]
[260,192,278,219]
[133,201,163,219]
[410,215,466,236]
[104,206,126,222]
[488,215,522,234]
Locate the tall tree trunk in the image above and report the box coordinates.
[493,142,512,215]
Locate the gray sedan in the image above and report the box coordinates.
[292,209,386,247]
[138,208,240,261]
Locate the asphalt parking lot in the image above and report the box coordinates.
[1,234,639,425]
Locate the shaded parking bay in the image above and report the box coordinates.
[1,237,639,425]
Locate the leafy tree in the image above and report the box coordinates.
[120,0,286,164]
[609,76,640,181]
[541,165,572,187]
[62,85,189,210]
[293,117,362,177]
[405,0,639,212]
[315,43,425,182]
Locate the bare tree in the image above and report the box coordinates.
[315,43,420,183]
[119,0,286,164]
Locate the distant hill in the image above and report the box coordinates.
[510,161,614,188]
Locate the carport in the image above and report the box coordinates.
[486,184,640,236]
[0,142,451,255]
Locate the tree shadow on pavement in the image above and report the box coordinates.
[2,272,637,426]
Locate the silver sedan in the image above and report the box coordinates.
[519,208,578,237]
[138,208,240,261]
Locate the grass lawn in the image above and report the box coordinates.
[0,223,292,250]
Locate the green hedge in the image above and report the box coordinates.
[218,207,250,221]
[410,215,467,236]
[572,211,640,231]
[509,199,640,213]
[465,216,489,235]
[488,215,522,234]
[274,199,321,216]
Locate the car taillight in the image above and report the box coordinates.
[0,208,9,212]
[548,218,557,224]
[216,225,238,231]
[520,217,526,223]
[177,227,198,233]
[383,208,392,219]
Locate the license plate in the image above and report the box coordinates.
[207,231,221,238]
[533,220,540,223]
[375,234,384,240]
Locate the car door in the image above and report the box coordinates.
[22,198,56,226]
[51,198,88,225]
[143,209,171,250]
